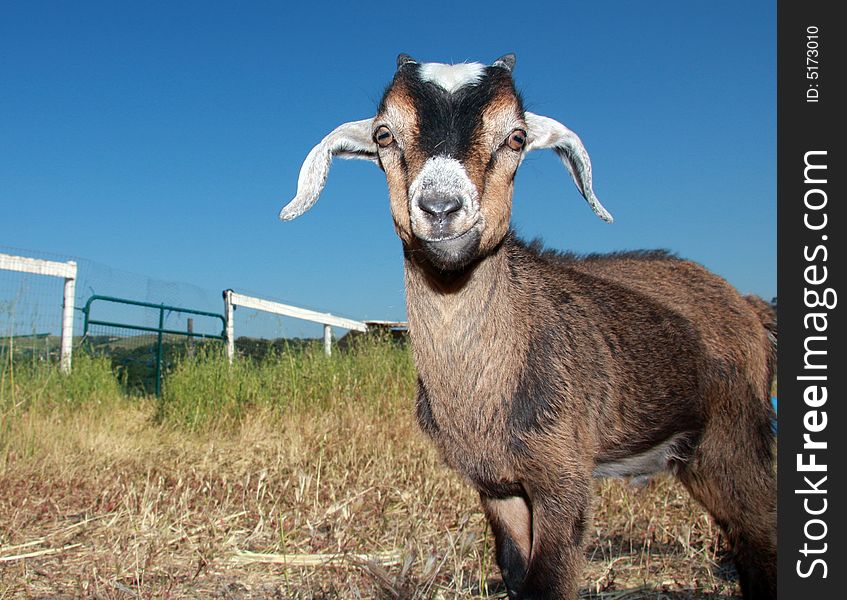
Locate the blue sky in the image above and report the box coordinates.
[1,1,775,334]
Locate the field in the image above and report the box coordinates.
[1,338,742,599]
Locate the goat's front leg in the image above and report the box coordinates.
[519,472,591,599]
[481,494,532,598]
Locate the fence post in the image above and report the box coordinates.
[155,305,164,397]
[323,324,332,356]
[224,290,235,364]
[60,261,77,373]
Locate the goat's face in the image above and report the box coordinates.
[374,59,527,269]
[280,54,613,271]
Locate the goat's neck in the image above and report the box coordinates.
[403,244,526,412]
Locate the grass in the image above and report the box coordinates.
[0,337,741,598]
[157,336,414,431]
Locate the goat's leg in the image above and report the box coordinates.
[678,408,777,600]
[519,473,591,599]
[481,494,532,598]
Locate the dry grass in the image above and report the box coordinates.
[0,346,741,598]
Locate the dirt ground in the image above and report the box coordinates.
[0,401,741,599]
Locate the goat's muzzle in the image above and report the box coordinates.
[417,222,482,271]
[407,156,483,270]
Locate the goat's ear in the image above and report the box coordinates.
[279,118,377,221]
[524,112,613,223]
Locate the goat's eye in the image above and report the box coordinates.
[506,129,527,151]
[374,126,395,148]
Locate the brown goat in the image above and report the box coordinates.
[279,54,777,599]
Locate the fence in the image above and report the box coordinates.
[0,245,402,370]
[82,295,227,396]
[223,290,368,360]
[2,247,405,393]
[0,252,77,372]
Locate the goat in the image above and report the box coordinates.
[279,54,777,600]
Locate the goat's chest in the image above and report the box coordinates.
[416,380,519,495]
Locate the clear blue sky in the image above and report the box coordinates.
[1,1,775,332]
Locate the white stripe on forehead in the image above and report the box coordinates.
[418,62,486,93]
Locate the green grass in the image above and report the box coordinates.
[157,333,416,431]
[1,352,124,415]
[2,333,416,434]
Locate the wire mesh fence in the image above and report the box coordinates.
[1,244,399,395]
[1,245,230,393]
[0,266,66,365]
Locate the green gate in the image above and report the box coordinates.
[81,295,227,396]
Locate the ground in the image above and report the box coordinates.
[0,350,742,599]
[1,408,739,599]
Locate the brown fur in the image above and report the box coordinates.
[378,86,420,241]
[404,237,777,599]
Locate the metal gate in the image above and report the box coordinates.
[81,295,226,396]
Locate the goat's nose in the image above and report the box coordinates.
[418,195,462,218]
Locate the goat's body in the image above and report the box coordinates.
[283,54,776,599]
[408,234,776,598]
[410,234,774,477]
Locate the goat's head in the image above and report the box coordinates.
[280,54,612,271]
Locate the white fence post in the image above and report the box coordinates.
[323,324,332,356]
[224,289,235,364]
[60,263,77,373]
[0,253,77,373]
